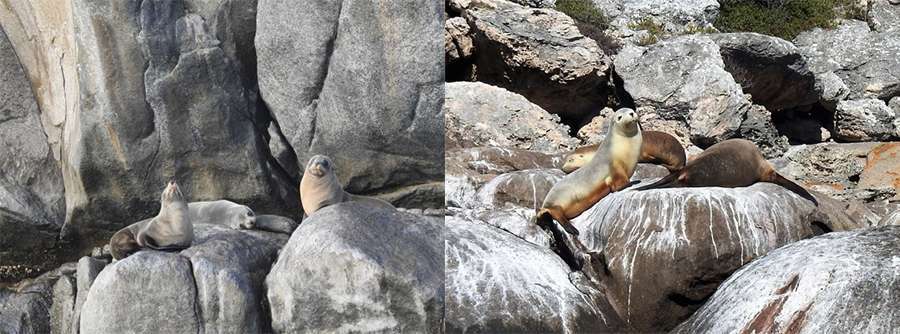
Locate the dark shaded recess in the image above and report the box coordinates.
[445,61,475,83]
[667,292,710,307]
[772,103,835,144]
[611,69,635,111]
[810,221,833,236]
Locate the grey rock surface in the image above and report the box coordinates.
[460,0,611,120]
[445,216,623,333]
[592,0,719,44]
[673,226,900,333]
[833,98,899,142]
[256,0,444,208]
[614,35,751,147]
[266,202,443,333]
[445,82,579,153]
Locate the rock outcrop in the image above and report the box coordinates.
[266,202,443,333]
[673,226,900,333]
[256,0,445,208]
[833,98,900,142]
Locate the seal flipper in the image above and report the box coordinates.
[635,172,681,191]
[771,172,819,206]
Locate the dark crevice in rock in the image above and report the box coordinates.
[184,258,202,334]
[772,103,834,145]
[611,69,635,111]
[810,221,832,236]
[666,292,709,307]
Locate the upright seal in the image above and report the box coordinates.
[109,180,193,260]
[299,155,394,217]
[562,130,686,173]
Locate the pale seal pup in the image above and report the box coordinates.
[109,180,192,260]
[299,155,394,217]
[562,130,686,173]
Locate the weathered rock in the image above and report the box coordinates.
[476,169,564,209]
[593,0,719,44]
[445,146,563,209]
[672,226,900,333]
[0,21,66,281]
[71,256,107,334]
[576,107,615,144]
[795,20,900,101]
[869,0,900,32]
[454,205,552,248]
[877,209,900,226]
[774,142,883,200]
[738,104,789,158]
[858,142,900,200]
[814,71,851,109]
[461,0,611,119]
[833,98,899,141]
[614,35,751,147]
[444,82,578,153]
[509,0,555,7]
[256,0,444,207]
[445,17,474,65]
[571,183,825,331]
[711,33,819,112]
[445,216,624,333]
[0,264,75,334]
[79,225,287,333]
[50,275,76,334]
[266,202,443,333]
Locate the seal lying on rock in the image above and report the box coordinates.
[536,108,643,236]
[188,200,298,234]
[636,139,818,205]
[299,155,394,217]
[561,130,686,173]
[109,181,192,260]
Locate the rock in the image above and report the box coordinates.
[461,0,611,120]
[0,264,75,334]
[79,225,288,333]
[444,82,579,153]
[593,0,719,44]
[869,0,900,32]
[614,35,751,147]
[0,23,65,281]
[711,33,819,112]
[858,142,900,200]
[773,110,832,144]
[58,0,298,258]
[877,209,900,226]
[445,216,624,333]
[455,205,552,247]
[814,71,851,109]
[445,17,474,65]
[738,104,789,158]
[774,142,883,200]
[71,257,107,334]
[672,226,900,333]
[576,108,615,144]
[50,275,76,334]
[833,98,899,141]
[571,183,825,331]
[445,147,564,209]
[476,169,564,209]
[266,202,443,333]
[509,0,555,7]
[795,20,900,101]
[256,0,444,207]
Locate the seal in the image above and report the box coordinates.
[562,130,686,173]
[536,108,643,236]
[299,154,394,217]
[189,200,257,230]
[109,180,193,260]
[635,139,819,205]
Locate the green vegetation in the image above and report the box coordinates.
[715,0,867,40]
[628,17,665,46]
[555,0,620,53]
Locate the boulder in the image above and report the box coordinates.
[0,264,76,334]
[0,24,65,280]
[256,0,444,207]
[50,275,76,334]
[795,20,900,101]
[774,142,883,200]
[79,225,288,333]
[571,183,826,331]
[877,209,900,226]
[445,216,624,333]
[738,104,789,158]
[71,256,108,334]
[710,33,819,112]
[445,17,474,66]
[266,202,443,333]
[444,82,579,153]
[673,226,900,333]
[59,0,298,257]
[858,142,900,200]
[869,0,900,32]
[475,169,564,209]
[833,98,899,142]
[461,0,611,120]
[576,108,614,144]
[614,35,751,147]
[593,0,719,43]
[445,146,563,209]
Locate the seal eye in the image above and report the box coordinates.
[247,210,254,217]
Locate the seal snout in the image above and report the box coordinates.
[306,155,333,177]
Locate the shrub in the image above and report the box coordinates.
[715,0,867,40]
[556,0,621,54]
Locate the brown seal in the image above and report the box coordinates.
[536,108,643,236]
[299,155,394,217]
[562,130,686,173]
[636,139,818,205]
[109,180,193,260]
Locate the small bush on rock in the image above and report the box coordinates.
[556,0,621,53]
[715,0,866,40]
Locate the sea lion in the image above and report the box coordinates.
[635,139,819,205]
[536,108,643,236]
[189,200,257,229]
[109,180,193,260]
[562,130,686,173]
[299,155,394,217]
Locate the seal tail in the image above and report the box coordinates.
[771,173,819,206]
[635,172,681,191]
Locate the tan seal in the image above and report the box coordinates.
[109,180,193,260]
[562,130,686,173]
[636,139,818,205]
[299,155,394,217]
[536,108,643,236]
